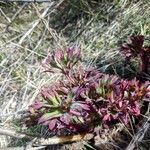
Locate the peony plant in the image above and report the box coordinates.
[120,35,150,75]
[26,44,150,136]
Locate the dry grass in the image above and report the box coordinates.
[0,0,150,149]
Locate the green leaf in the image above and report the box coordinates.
[66,93,73,102]
[38,110,62,123]
[51,96,60,106]
[96,87,102,94]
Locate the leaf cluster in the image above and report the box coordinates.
[26,39,150,135]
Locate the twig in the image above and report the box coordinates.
[33,28,47,50]
[0,109,28,119]
[0,146,46,150]
[18,0,64,45]
[4,0,53,1]
[32,0,65,49]
[0,8,11,23]
[32,4,60,45]
[0,147,24,150]
[34,133,94,146]
[0,127,94,146]
[0,127,33,140]
[0,128,46,149]
[0,23,20,33]
[126,116,150,150]
[6,3,27,28]
[18,3,53,45]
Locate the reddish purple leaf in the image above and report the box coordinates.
[48,119,57,130]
